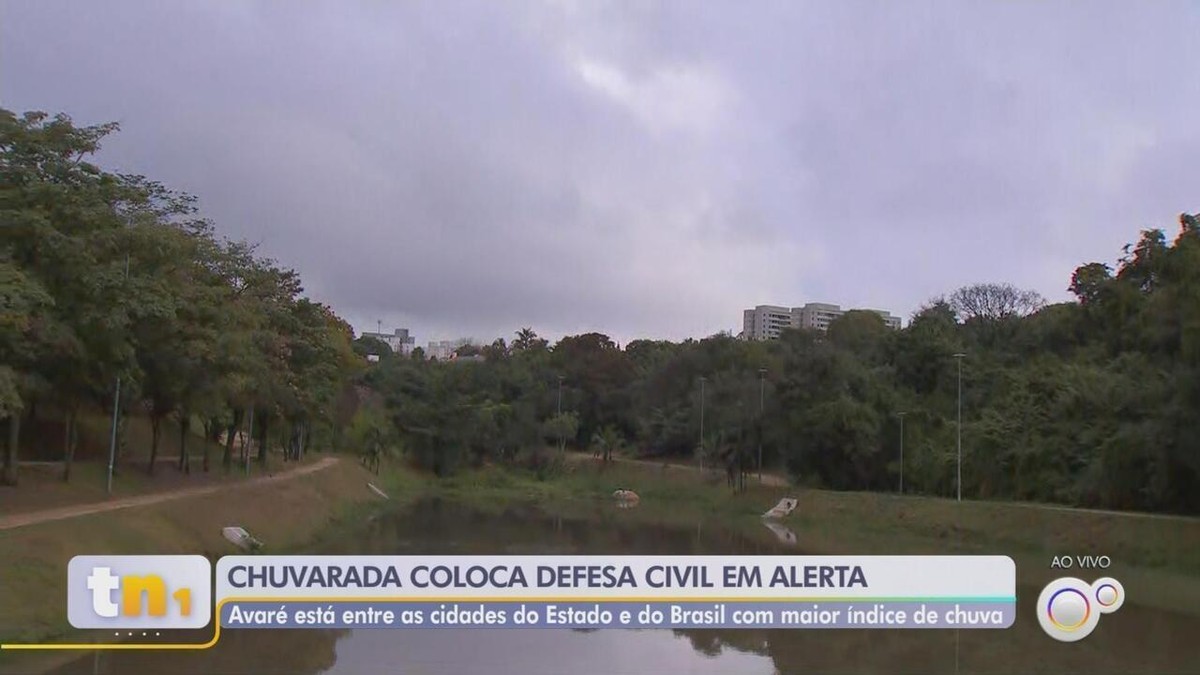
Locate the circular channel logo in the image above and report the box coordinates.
[1036,576,1124,642]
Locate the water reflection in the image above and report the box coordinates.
[761,520,798,546]
[27,498,1200,675]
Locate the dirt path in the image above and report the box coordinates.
[0,456,340,532]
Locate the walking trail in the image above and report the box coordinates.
[0,456,340,532]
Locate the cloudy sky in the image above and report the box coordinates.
[3,1,1197,345]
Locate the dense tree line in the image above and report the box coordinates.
[1,109,362,485]
[4,109,1195,515]
[363,218,1199,515]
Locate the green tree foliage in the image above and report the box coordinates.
[0,108,362,485]
[348,406,396,475]
[354,213,1199,514]
[542,412,580,455]
[589,425,623,462]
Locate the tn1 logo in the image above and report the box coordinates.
[86,567,192,618]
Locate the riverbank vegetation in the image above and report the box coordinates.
[2,109,362,486]
[0,458,380,645]
[367,458,1199,613]
[4,107,1198,518]
[363,216,1200,514]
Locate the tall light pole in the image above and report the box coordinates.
[699,376,707,471]
[105,253,130,495]
[896,411,906,494]
[758,368,766,481]
[953,353,965,502]
[557,375,565,453]
[243,403,253,473]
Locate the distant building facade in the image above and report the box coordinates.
[426,338,473,361]
[741,302,902,340]
[742,305,795,341]
[362,328,416,355]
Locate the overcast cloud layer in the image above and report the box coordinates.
[3,1,1198,345]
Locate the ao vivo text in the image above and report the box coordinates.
[1049,555,1113,570]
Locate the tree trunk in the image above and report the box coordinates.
[149,414,162,475]
[243,408,254,472]
[201,419,212,473]
[63,408,78,482]
[179,413,190,475]
[222,409,243,470]
[257,413,269,466]
[2,415,19,486]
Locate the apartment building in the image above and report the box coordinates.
[426,338,473,361]
[362,328,416,355]
[741,302,902,339]
[742,305,794,341]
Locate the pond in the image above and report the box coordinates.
[37,498,1200,674]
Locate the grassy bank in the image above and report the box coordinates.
[0,455,384,646]
[380,457,1200,614]
[2,452,1197,657]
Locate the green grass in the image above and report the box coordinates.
[370,457,1200,615]
[0,455,380,647]
[3,452,1197,652]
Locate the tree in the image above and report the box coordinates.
[542,412,579,454]
[353,335,392,361]
[0,258,53,485]
[827,310,889,357]
[2,108,365,487]
[590,425,624,462]
[949,283,1045,321]
[513,327,548,352]
[1068,263,1113,306]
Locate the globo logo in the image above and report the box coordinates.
[1036,576,1124,642]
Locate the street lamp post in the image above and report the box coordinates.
[557,375,565,453]
[953,353,965,502]
[105,253,130,495]
[245,406,255,476]
[758,368,766,481]
[896,411,906,494]
[699,376,707,471]
[557,375,564,416]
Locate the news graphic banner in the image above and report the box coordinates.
[214,555,1016,630]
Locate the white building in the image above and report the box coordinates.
[426,338,473,361]
[863,309,903,331]
[741,302,902,339]
[742,305,795,341]
[793,303,844,332]
[362,328,416,355]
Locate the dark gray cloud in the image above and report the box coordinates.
[4,0,1197,345]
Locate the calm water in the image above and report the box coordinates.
[22,499,1200,674]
